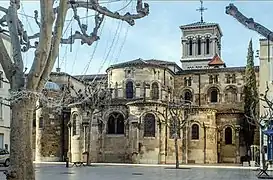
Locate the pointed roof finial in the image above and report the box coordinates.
[196,0,207,23]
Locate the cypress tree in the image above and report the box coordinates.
[243,39,259,151]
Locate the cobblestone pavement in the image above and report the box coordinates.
[0,164,268,180]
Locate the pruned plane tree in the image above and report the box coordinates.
[0,0,149,179]
[245,83,273,169]
[226,3,273,40]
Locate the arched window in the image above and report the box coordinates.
[38,116,44,129]
[189,39,193,56]
[232,74,236,83]
[107,112,124,134]
[191,124,199,140]
[144,113,156,137]
[188,77,192,86]
[210,88,218,103]
[184,77,187,86]
[151,82,159,100]
[206,38,210,54]
[209,75,213,84]
[72,114,80,136]
[183,90,192,102]
[197,38,201,55]
[225,127,232,145]
[126,81,134,99]
[224,86,237,103]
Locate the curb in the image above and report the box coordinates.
[33,162,258,170]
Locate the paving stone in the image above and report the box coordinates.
[0,165,266,180]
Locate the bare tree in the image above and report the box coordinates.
[146,100,193,169]
[0,0,149,179]
[245,83,273,169]
[226,3,273,40]
[69,83,112,165]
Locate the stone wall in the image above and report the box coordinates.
[33,90,70,162]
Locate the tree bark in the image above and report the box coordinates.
[261,132,266,169]
[6,96,36,180]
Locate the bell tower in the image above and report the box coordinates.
[180,0,224,70]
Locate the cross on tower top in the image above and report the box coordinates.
[196,0,207,23]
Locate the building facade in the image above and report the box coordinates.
[258,39,273,163]
[33,21,260,164]
[0,33,12,151]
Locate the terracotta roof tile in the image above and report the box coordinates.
[208,54,225,66]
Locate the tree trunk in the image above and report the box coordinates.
[86,113,93,166]
[174,136,179,169]
[261,132,266,169]
[5,96,36,180]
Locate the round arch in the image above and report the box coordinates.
[142,113,156,137]
[106,111,126,134]
[207,86,220,103]
[103,109,126,122]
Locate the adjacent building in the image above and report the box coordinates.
[0,33,12,151]
[258,39,273,163]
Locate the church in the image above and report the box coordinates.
[32,7,259,164]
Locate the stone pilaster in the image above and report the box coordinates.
[35,103,43,162]
[130,116,140,163]
[159,123,166,164]
[235,125,241,163]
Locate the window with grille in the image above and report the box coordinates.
[151,82,159,100]
[191,124,199,140]
[143,113,155,137]
[126,81,134,99]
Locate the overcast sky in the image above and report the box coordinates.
[0,1,272,75]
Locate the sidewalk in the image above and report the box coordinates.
[33,161,259,170]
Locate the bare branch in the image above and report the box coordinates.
[36,0,69,91]
[0,15,7,27]
[0,35,13,82]
[260,82,273,111]
[226,3,273,41]
[6,3,25,89]
[26,0,55,90]
[0,6,8,14]
[0,101,10,107]
[71,2,87,35]
[34,10,41,28]
[67,0,149,26]
[61,14,104,45]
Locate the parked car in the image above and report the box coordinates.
[0,149,9,167]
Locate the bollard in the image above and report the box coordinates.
[66,157,69,168]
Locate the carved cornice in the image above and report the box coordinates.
[126,100,167,107]
[216,108,244,115]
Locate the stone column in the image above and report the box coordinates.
[159,122,166,164]
[235,125,241,163]
[130,116,140,163]
[35,101,43,162]
[67,124,71,162]
[202,39,204,56]
[192,39,196,57]
[212,38,216,55]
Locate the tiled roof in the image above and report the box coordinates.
[74,74,107,81]
[180,22,219,28]
[208,54,225,66]
[180,21,223,36]
[176,66,259,75]
[106,58,182,73]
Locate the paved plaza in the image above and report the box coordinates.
[0,164,269,180]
